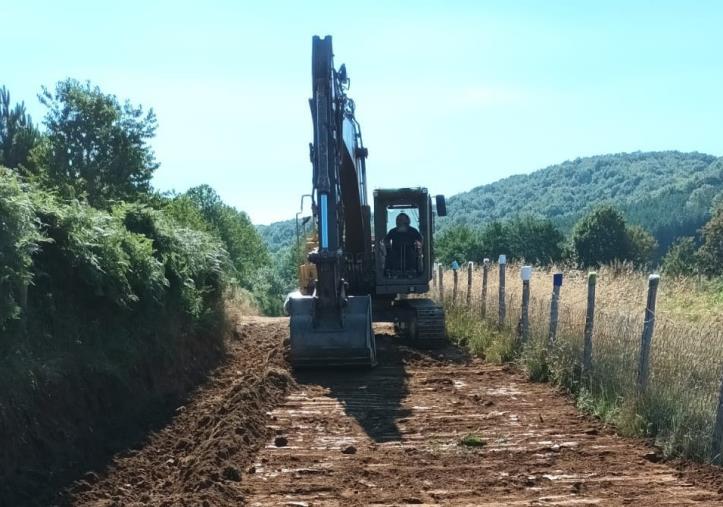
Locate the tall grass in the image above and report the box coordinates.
[439,262,723,462]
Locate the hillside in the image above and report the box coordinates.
[259,151,723,254]
[256,218,297,253]
[444,151,722,251]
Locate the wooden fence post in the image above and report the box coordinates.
[466,261,473,307]
[637,274,660,391]
[548,272,563,346]
[712,370,723,464]
[498,255,507,327]
[452,262,459,304]
[432,262,437,288]
[438,263,444,303]
[582,272,597,375]
[481,258,490,319]
[519,266,532,342]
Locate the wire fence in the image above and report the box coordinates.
[434,260,723,463]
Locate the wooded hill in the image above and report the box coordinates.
[259,151,723,255]
[443,151,722,253]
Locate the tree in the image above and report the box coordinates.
[38,79,158,206]
[626,224,658,266]
[661,237,697,276]
[571,205,631,267]
[696,207,723,276]
[185,185,269,285]
[0,86,38,170]
[506,216,565,264]
[435,225,482,264]
[478,222,511,261]
[436,218,565,265]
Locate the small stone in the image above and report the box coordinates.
[342,445,357,455]
[83,471,99,483]
[73,480,92,493]
[274,436,288,447]
[584,427,599,435]
[644,450,662,463]
[222,466,241,482]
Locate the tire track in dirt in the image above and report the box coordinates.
[65,318,722,506]
[242,322,723,506]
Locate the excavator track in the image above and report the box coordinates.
[395,298,446,346]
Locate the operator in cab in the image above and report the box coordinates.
[383,212,423,273]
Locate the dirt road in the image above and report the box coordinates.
[68,317,722,506]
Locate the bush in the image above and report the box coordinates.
[697,207,723,276]
[0,172,234,504]
[0,168,42,328]
[184,185,269,287]
[627,224,658,267]
[662,237,698,276]
[571,205,631,267]
[435,217,564,265]
[435,225,482,265]
[0,186,232,355]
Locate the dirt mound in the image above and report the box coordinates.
[65,317,292,506]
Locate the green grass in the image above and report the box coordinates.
[441,268,723,464]
[459,434,487,447]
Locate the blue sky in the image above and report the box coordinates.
[2,1,721,223]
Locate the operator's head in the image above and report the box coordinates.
[396,213,411,232]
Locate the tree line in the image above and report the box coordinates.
[0,80,288,316]
[441,151,723,259]
[435,204,722,276]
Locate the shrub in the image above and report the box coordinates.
[662,237,698,276]
[0,168,42,329]
[571,205,631,266]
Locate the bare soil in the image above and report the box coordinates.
[67,317,723,506]
[64,317,293,506]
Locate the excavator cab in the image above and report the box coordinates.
[374,188,435,295]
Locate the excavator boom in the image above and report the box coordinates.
[287,35,376,368]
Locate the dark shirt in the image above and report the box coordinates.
[384,226,422,271]
[385,226,422,246]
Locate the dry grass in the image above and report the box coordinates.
[438,262,723,462]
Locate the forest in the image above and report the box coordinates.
[443,151,723,253]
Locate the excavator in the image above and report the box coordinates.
[286,35,447,367]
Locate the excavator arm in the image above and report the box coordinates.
[287,35,376,368]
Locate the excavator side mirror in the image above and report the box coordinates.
[435,195,447,217]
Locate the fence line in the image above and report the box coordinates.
[434,260,723,463]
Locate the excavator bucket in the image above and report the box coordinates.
[287,294,377,368]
